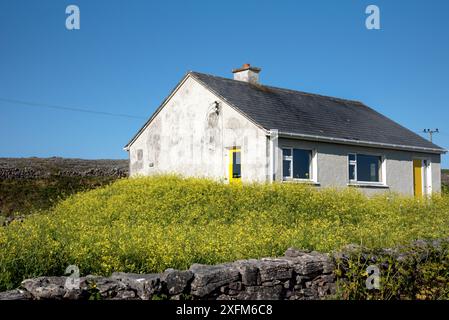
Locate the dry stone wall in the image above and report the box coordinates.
[1,239,447,300]
[0,248,336,300]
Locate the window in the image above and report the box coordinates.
[348,154,356,181]
[283,148,312,180]
[348,153,382,183]
[282,149,292,178]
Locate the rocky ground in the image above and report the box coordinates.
[0,157,129,220]
[0,157,128,179]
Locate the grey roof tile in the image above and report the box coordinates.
[191,71,444,152]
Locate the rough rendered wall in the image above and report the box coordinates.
[129,76,268,183]
[275,138,441,195]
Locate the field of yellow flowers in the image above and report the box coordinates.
[1,175,449,291]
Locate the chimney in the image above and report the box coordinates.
[232,63,261,84]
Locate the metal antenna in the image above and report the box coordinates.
[423,128,439,142]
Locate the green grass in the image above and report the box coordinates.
[0,175,118,217]
[1,175,449,291]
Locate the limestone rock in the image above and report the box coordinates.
[237,285,283,300]
[161,269,193,295]
[234,259,260,286]
[258,259,293,282]
[189,263,240,297]
[285,252,334,277]
[21,277,68,300]
[110,272,161,300]
[0,289,32,300]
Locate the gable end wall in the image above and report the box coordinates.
[128,76,269,182]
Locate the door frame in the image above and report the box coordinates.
[228,147,241,184]
[413,158,432,196]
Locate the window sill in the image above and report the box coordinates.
[348,182,389,189]
[283,179,320,186]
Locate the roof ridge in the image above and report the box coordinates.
[189,71,364,106]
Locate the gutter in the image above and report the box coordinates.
[276,131,447,154]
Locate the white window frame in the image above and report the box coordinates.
[348,153,386,186]
[282,148,293,180]
[348,153,357,182]
[282,147,315,182]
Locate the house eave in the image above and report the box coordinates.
[276,131,447,154]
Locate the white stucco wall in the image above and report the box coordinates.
[128,75,269,183]
[274,138,442,195]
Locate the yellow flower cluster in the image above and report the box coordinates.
[1,175,449,291]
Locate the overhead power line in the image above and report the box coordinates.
[0,97,146,120]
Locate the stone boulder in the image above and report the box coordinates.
[189,263,240,298]
[161,269,193,295]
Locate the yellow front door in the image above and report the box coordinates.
[229,149,241,183]
[413,159,423,197]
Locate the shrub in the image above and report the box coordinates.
[1,175,449,291]
[442,184,449,195]
[335,240,449,300]
[0,175,118,217]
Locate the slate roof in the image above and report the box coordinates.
[190,72,445,153]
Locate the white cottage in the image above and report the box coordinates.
[124,64,446,196]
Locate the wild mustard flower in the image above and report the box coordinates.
[1,175,448,291]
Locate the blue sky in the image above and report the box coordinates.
[1,0,448,167]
